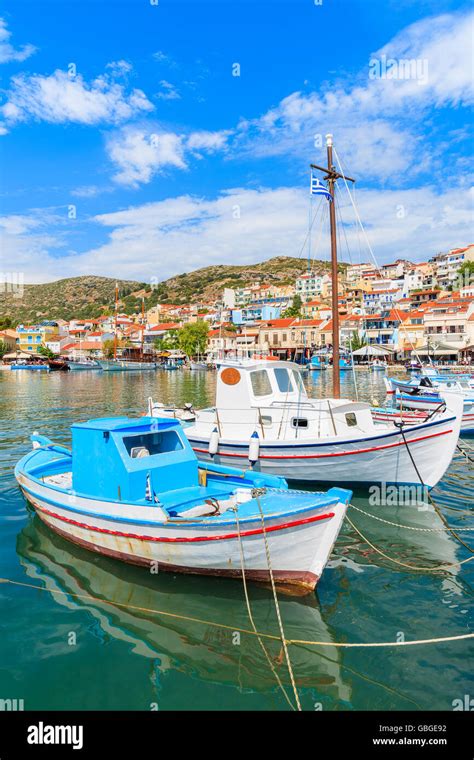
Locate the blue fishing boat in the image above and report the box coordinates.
[14,415,351,594]
[308,355,327,371]
[11,362,50,371]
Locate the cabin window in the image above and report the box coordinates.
[345,413,357,427]
[291,417,308,429]
[260,415,272,427]
[274,368,294,393]
[123,430,183,458]
[250,370,272,397]
[292,370,305,395]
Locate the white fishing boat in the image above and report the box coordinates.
[150,359,463,489]
[99,358,157,372]
[157,136,462,489]
[67,359,101,371]
[15,415,352,594]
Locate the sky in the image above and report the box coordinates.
[0,0,472,284]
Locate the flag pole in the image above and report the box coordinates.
[310,136,355,399]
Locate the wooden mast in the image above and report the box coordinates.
[113,282,118,360]
[141,297,145,357]
[310,134,355,398]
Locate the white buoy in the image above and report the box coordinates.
[248,431,260,465]
[209,427,219,457]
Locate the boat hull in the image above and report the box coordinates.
[187,410,462,489]
[11,364,49,371]
[16,471,349,594]
[98,360,157,371]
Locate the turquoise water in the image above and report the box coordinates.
[0,369,472,711]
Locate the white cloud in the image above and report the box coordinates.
[0,17,36,64]
[186,130,230,152]
[0,68,154,131]
[106,126,231,187]
[156,80,180,100]
[6,183,471,283]
[107,128,187,187]
[235,11,473,180]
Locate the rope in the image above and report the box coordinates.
[347,516,474,571]
[1,575,473,649]
[232,508,296,710]
[349,503,474,532]
[395,421,474,555]
[255,496,301,711]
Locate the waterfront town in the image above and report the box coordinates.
[1,243,474,366]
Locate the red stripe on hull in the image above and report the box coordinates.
[192,429,452,460]
[27,497,334,542]
[36,515,320,594]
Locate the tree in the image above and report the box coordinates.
[282,294,302,318]
[0,340,7,359]
[103,339,116,358]
[178,321,209,357]
[155,330,180,352]
[348,331,367,351]
[38,345,57,359]
[457,261,474,289]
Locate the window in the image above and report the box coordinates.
[260,415,272,427]
[282,333,287,343]
[345,413,357,427]
[291,417,308,428]
[292,370,305,395]
[250,370,272,397]
[272,334,279,345]
[274,368,294,393]
[123,430,183,457]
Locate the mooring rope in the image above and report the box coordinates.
[346,516,474,571]
[232,509,296,710]
[395,422,474,555]
[1,575,473,650]
[255,496,302,711]
[349,503,474,532]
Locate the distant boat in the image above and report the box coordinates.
[308,355,327,371]
[370,360,387,372]
[67,359,101,371]
[99,359,157,372]
[11,362,49,371]
[47,359,70,372]
[189,360,208,371]
[15,414,352,594]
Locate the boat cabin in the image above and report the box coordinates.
[216,361,307,411]
[71,417,198,502]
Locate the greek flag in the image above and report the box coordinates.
[145,472,159,504]
[145,472,153,502]
[310,173,333,201]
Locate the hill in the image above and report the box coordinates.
[0,257,343,324]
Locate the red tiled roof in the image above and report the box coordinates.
[290,319,324,327]
[149,322,181,332]
[66,342,102,351]
[260,318,295,328]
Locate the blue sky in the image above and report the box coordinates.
[0,0,472,283]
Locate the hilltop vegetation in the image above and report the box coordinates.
[0,256,344,324]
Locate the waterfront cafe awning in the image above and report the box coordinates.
[351,345,393,357]
[3,351,34,359]
[411,342,460,356]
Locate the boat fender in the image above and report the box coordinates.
[32,431,40,449]
[248,431,260,465]
[209,427,219,457]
